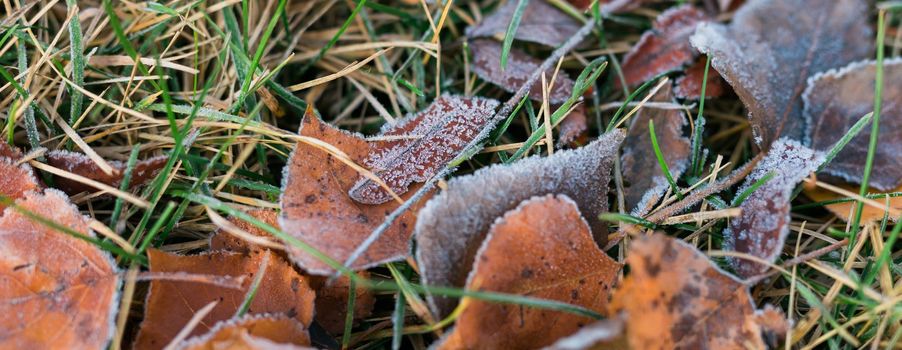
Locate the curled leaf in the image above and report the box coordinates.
[466,0,581,47]
[175,314,311,350]
[46,150,167,194]
[804,59,902,191]
[416,130,625,317]
[0,189,120,349]
[690,0,872,146]
[470,38,575,103]
[674,56,726,99]
[620,5,710,88]
[609,234,788,349]
[621,85,690,215]
[135,250,315,349]
[724,138,823,278]
[280,107,425,274]
[436,194,620,350]
[349,95,499,204]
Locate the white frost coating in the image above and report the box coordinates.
[174,313,305,350]
[723,138,824,278]
[415,129,625,318]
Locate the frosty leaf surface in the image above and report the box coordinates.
[674,56,726,99]
[46,150,167,195]
[466,0,580,47]
[470,39,575,103]
[175,315,310,350]
[620,5,710,88]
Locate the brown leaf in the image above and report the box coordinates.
[470,38,575,103]
[280,107,426,274]
[557,104,589,148]
[349,95,499,204]
[0,189,120,349]
[620,5,710,89]
[543,316,628,350]
[176,315,311,350]
[436,194,620,350]
[0,142,23,159]
[135,250,315,349]
[466,0,581,47]
[307,272,376,335]
[690,0,872,147]
[46,150,167,195]
[609,234,787,349]
[724,138,823,278]
[674,56,726,99]
[805,59,902,191]
[802,182,902,223]
[567,0,644,13]
[0,157,41,212]
[415,129,625,318]
[621,85,690,215]
[209,208,281,255]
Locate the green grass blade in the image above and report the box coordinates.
[649,119,682,200]
[500,0,529,70]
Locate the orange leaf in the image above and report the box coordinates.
[802,182,902,223]
[691,0,872,146]
[0,145,41,211]
[436,194,620,350]
[307,273,376,336]
[416,130,625,318]
[279,107,428,274]
[46,150,167,195]
[0,189,120,349]
[135,250,315,349]
[175,315,311,350]
[469,38,575,103]
[209,208,281,255]
[608,234,787,349]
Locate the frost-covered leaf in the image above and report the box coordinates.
[436,194,620,350]
[0,146,41,211]
[674,56,726,100]
[209,208,282,256]
[466,0,581,47]
[349,95,499,204]
[621,85,690,216]
[415,130,625,318]
[280,107,425,274]
[608,234,788,349]
[804,59,902,191]
[557,104,589,148]
[724,138,824,278]
[135,250,315,349]
[690,0,872,147]
[470,38,575,103]
[543,316,628,350]
[46,150,167,195]
[620,5,710,89]
[0,189,120,349]
[175,314,311,350]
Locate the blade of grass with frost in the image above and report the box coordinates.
[732,171,775,205]
[508,59,608,161]
[691,55,713,176]
[500,0,529,70]
[342,278,357,348]
[298,0,367,76]
[65,0,84,125]
[109,145,141,231]
[391,291,405,350]
[11,29,42,151]
[650,119,683,200]
[850,10,888,238]
[223,8,258,114]
[229,0,286,114]
[598,212,658,230]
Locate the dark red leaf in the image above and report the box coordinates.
[466,0,581,47]
[46,150,167,195]
[674,55,727,99]
[469,38,575,103]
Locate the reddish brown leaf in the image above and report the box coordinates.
[470,38,575,103]
[0,142,23,159]
[567,0,644,13]
[280,107,426,274]
[466,0,581,47]
[690,0,872,146]
[176,315,311,350]
[724,139,823,278]
[620,5,710,89]
[135,250,315,349]
[0,159,41,212]
[209,208,281,255]
[609,234,788,349]
[621,85,690,215]
[436,194,620,350]
[349,95,499,204]
[0,189,120,349]
[557,104,589,148]
[544,316,628,350]
[46,150,167,195]
[415,130,625,318]
[674,56,726,99]
[307,273,376,335]
[805,59,902,191]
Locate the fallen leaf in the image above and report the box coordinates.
[804,59,902,191]
[724,138,823,278]
[209,208,281,255]
[0,189,120,349]
[470,38,575,103]
[307,273,376,335]
[135,250,315,349]
[543,316,628,350]
[609,234,788,349]
[416,129,625,318]
[436,194,620,349]
[46,150,167,195]
[621,85,690,215]
[690,0,872,147]
[674,56,726,99]
[620,5,710,89]
[175,314,311,350]
[567,0,644,13]
[0,157,41,212]
[466,0,581,47]
[280,107,425,274]
[0,142,23,159]
[557,104,589,148]
[802,182,902,223]
[349,95,499,204]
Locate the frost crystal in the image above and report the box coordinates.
[415,129,625,317]
[723,138,824,278]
